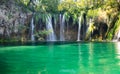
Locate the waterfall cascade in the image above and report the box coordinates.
[60,14,65,41]
[30,13,85,41]
[89,18,93,40]
[46,14,56,41]
[113,30,120,42]
[117,30,120,41]
[31,16,35,41]
[77,15,82,41]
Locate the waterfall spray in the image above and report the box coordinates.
[77,15,82,41]
[31,16,35,41]
[46,14,56,41]
[60,14,65,41]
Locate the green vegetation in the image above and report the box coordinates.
[16,0,59,13]
[0,0,120,41]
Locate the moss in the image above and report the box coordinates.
[107,29,114,40]
[87,9,99,18]
[114,15,120,33]
[0,39,20,43]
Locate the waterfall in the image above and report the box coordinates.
[117,30,120,41]
[31,16,35,41]
[89,18,93,40]
[113,30,120,42]
[60,14,65,41]
[46,14,56,41]
[77,15,82,41]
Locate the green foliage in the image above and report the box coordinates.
[0,39,20,42]
[64,12,70,22]
[86,21,96,40]
[16,0,110,14]
[88,22,95,32]
[87,9,98,18]
[16,0,59,13]
[34,13,47,24]
[19,0,30,6]
[42,0,59,13]
[104,0,119,8]
[113,15,120,34]
[35,30,50,37]
[58,0,82,15]
[35,29,54,41]
[107,29,114,40]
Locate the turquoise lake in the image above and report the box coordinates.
[0,42,120,74]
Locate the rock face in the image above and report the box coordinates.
[0,0,32,41]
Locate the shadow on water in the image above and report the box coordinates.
[0,41,115,47]
[0,54,10,74]
[0,41,85,46]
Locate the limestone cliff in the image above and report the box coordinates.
[0,0,32,41]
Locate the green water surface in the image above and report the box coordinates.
[0,42,120,74]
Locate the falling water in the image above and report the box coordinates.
[77,15,82,41]
[60,14,65,41]
[117,30,120,41]
[31,16,35,41]
[46,14,56,41]
[89,18,93,40]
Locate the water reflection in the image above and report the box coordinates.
[115,42,120,66]
[1,42,120,74]
[115,42,120,55]
[77,42,120,74]
[78,43,90,73]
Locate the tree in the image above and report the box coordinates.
[16,0,59,13]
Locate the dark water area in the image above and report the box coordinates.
[0,42,120,74]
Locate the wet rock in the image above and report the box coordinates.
[0,0,31,40]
